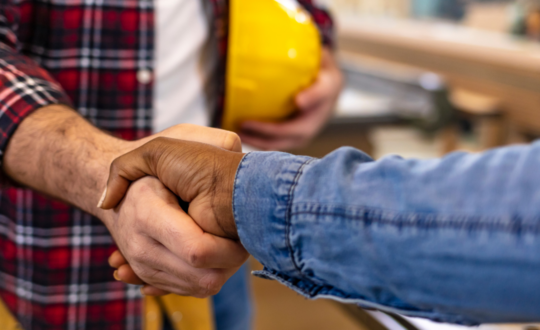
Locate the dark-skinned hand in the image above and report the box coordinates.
[99,138,247,295]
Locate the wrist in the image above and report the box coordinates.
[212,152,245,240]
[93,136,148,215]
[90,138,136,221]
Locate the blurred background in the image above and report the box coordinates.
[249,1,540,329]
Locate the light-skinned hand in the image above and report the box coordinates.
[103,176,248,297]
[98,125,248,297]
[239,48,343,151]
[99,137,246,295]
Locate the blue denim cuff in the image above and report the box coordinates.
[233,151,314,279]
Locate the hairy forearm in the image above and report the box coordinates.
[2,105,133,218]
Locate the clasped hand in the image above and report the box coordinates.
[99,132,247,296]
[96,50,342,297]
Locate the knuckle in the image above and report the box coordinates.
[198,272,224,296]
[186,242,207,268]
[110,157,120,171]
[145,137,177,165]
[146,137,170,153]
[130,246,149,264]
[109,157,124,176]
[151,136,169,144]
[222,132,241,151]
[233,249,250,266]
[137,267,158,282]
[193,293,210,299]
[189,285,212,299]
[130,263,148,279]
[132,180,150,195]
[130,176,160,197]
[176,123,192,131]
[171,123,196,137]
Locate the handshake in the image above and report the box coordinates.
[97,125,249,297]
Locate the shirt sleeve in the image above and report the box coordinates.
[296,0,335,48]
[0,4,71,162]
[233,142,540,325]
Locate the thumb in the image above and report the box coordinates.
[98,139,164,210]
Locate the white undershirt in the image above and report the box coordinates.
[153,0,216,133]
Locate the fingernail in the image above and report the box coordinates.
[97,187,107,209]
[113,270,120,281]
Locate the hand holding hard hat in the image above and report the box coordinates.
[239,49,343,151]
[224,0,343,151]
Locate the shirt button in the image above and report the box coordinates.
[137,69,152,84]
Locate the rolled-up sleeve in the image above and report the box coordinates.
[0,5,71,162]
[233,151,315,279]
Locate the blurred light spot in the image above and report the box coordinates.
[172,311,183,322]
[275,0,298,12]
[419,72,444,91]
[288,48,297,59]
[295,12,308,23]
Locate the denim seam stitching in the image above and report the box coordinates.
[232,152,251,238]
[290,208,540,234]
[285,158,316,275]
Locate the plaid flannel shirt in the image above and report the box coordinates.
[0,0,334,329]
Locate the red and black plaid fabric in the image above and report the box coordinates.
[0,0,333,329]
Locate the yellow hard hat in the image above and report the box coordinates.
[222,0,322,132]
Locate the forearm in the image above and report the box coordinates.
[234,143,540,324]
[0,40,112,215]
[2,105,132,218]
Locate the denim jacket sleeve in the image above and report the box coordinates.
[233,141,540,326]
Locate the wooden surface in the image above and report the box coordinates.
[337,19,540,135]
[250,258,367,330]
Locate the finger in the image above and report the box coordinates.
[98,141,162,210]
[138,267,236,298]
[295,77,329,111]
[133,258,199,292]
[153,124,242,152]
[150,201,249,269]
[117,264,146,285]
[109,250,128,269]
[141,285,171,296]
[297,48,343,112]
[183,233,250,269]
[110,191,236,291]
[295,49,335,111]
[135,265,223,298]
[129,236,242,298]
